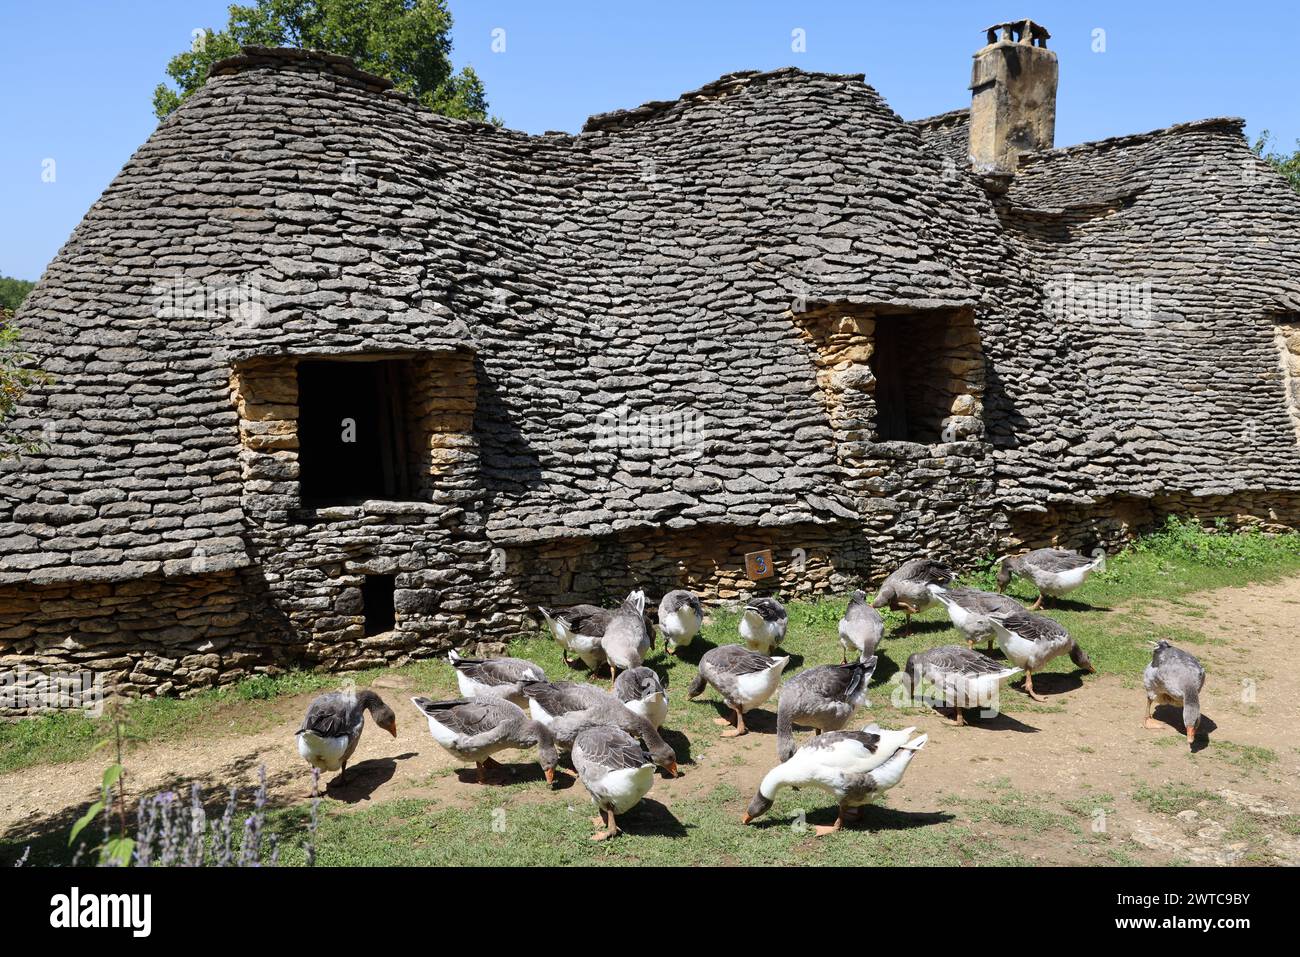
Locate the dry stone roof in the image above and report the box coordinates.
[4,47,1300,587]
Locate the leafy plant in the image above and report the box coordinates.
[0,307,52,460]
[153,0,490,122]
[1254,130,1300,194]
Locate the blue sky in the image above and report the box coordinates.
[2,0,1297,281]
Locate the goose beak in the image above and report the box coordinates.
[666,761,680,778]
[544,767,556,785]
[386,722,398,737]
[741,813,753,825]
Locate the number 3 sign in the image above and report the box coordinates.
[744,549,775,581]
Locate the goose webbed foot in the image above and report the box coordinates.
[813,807,845,837]
[720,708,747,738]
[1021,672,1049,703]
[1143,717,1165,730]
[589,810,619,841]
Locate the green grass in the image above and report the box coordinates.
[3,517,1300,866]
[257,784,1032,867]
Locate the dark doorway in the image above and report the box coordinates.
[869,314,958,443]
[297,360,412,506]
[361,574,396,636]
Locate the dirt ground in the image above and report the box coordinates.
[3,576,1298,865]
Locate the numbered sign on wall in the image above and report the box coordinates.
[744,549,775,581]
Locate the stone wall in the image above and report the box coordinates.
[0,570,286,712]
[1276,318,1300,444]
[1009,491,1300,553]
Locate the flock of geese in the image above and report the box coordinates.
[294,547,1209,841]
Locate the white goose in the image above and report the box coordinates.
[987,609,1095,702]
[997,548,1104,609]
[687,644,789,737]
[614,666,670,729]
[742,724,928,836]
[572,726,658,841]
[739,597,788,653]
[657,590,704,655]
[295,689,397,782]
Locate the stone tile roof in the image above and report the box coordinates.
[4,47,1299,585]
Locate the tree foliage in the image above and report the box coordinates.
[1253,130,1300,194]
[153,0,488,122]
[0,307,51,459]
[0,276,35,312]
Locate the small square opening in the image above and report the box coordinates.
[870,314,964,443]
[361,574,396,636]
[297,359,416,506]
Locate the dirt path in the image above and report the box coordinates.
[4,576,1298,864]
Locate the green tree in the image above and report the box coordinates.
[0,276,35,312]
[1254,130,1300,194]
[153,0,489,122]
[0,308,51,459]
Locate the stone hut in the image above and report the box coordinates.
[3,21,1300,700]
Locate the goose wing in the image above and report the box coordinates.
[298,692,361,737]
[572,726,652,775]
[614,666,665,702]
[991,610,1069,644]
[563,605,615,636]
[452,655,545,686]
[788,659,875,702]
[944,587,1022,615]
[918,645,1010,678]
[745,597,787,623]
[411,696,520,738]
[660,590,704,619]
[705,644,779,676]
[521,679,610,716]
[1027,548,1095,572]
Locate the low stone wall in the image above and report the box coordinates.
[0,570,287,713]
[1009,491,1300,552]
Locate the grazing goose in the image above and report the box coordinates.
[997,548,1104,609]
[295,689,397,782]
[688,644,789,737]
[987,610,1095,702]
[739,596,788,653]
[522,680,680,777]
[871,558,957,635]
[838,590,884,663]
[521,679,611,726]
[742,725,928,836]
[657,590,704,655]
[410,695,558,784]
[448,650,546,707]
[600,590,652,682]
[1143,640,1207,747]
[927,584,1025,650]
[898,645,1021,725]
[538,604,612,670]
[572,726,658,841]
[614,666,669,729]
[776,657,877,762]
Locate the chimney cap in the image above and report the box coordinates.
[983,19,1051,47]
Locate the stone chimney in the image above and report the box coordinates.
[968,19,1057,174]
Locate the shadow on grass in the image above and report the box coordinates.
[1151,705,1218,753]
[750,805,955,833]
[621,798,688,839]
[326,752,417,803]
[701,701,778,735]
[659,727,695,768]
[1015,671,1086,699]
